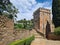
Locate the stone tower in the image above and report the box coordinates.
[33,8,54,36]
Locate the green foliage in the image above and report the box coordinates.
[23,18,27,29]
[52,0,60,27]
[9,35,35,45]
[25,36,34,45]
[9,40,25,45]
[54,27,60,36]
[0,0,18,19]
[17,19,34,30]
[14,24,24,29]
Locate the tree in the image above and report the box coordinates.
[52,0,60,27]
[23,18,27,29]
[0,0,18,19]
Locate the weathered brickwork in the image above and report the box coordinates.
[0,16,31,45]
[33,8,54,36]
[0,15,14,29]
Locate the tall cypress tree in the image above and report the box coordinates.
[52,0,60,27]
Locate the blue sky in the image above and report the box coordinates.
[10,0,52,20]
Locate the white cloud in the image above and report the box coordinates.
[10,0,52,20]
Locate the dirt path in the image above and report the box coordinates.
[31,38,45,45]
[46,40,60,45]
[31,38,60,45]
[31,29,60,45]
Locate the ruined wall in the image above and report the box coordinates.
[0,16,31,45]
[0,15,14,29]
[0,29,31,45]
[0,15,14,45]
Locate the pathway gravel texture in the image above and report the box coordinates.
[31,38,60,45]
[31,29,60,45]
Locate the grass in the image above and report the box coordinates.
[9,35,35,45]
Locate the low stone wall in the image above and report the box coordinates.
[0,29,31,45]
[13,29,31,40]
[48,33,60,40]
[0,28,14,45]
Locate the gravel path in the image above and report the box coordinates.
[31,29,60,45]
[31,38,60,45]
[31,38,45,45]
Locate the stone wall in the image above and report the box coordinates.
[0,15,14,29]
[0,29,31,45]
[0,16,31,45]
[48,33,60,40]
[13,29,31,40]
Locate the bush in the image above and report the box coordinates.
[9,40,25,45]
[14,24,24,29]
[25,36,34,45]
[54,27,60,36]
[9,35,35,45]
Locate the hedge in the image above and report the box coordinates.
[25,36,34,45]
[9,35,35,45]
[54,27,60,36]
